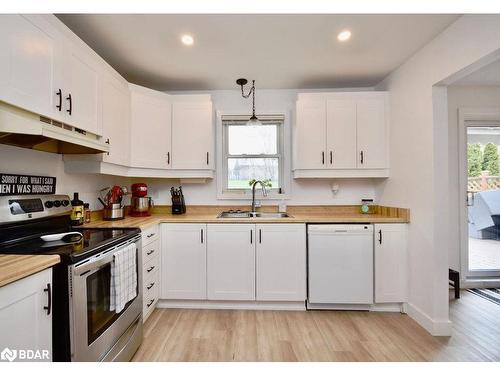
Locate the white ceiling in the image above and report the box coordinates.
[453,59,500,86]
[57,14,459,91]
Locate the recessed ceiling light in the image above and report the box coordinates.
[337,30,351,42]
[181,34,194,46]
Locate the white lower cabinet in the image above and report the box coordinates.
[161,224,207,300]
[206,224,255,301]
[0,268,52,361]
[141,225,160,322]
[256,224,306,301]
[374,224,408,303]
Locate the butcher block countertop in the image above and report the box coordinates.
[0,254,60,287]
[84,205,410,230]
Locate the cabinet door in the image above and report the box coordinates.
[256,224,306,301]
[0,268,52,360]
[0,15,63,120]
[171,100,213,170]
[129,85,171,169]
[293,100,327,170]
[161,224,207,300]
[326,99,357,169]
[63,43,101,135]
[207,224,255,301]
[356,97,387,169]
[101,74,130,166]
[374,224,408,303]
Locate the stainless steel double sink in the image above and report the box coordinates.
[217,210,291,219]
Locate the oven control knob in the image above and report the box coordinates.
[53,200,61,208]
[44,201,54,209]
[61,200,70,207]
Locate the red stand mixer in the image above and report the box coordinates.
[129,183,154,217]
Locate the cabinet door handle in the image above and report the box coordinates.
[378,229,382,244]
[66,93,72,115]
[330,151,333,164]
[146,282,155,290]
[167,152,170,165]
[147,266,155,273]
[147,299,155,308]
[43,283,51,316]
[105,138,110,144]
[201,228,204,244]
[56,89,62,111]
[360,151,364,164]
[322,151,325,165]
[206,152,209,165]
[259,229,262,244]
[146,233,155,239]
[250,229,253,244]
[146,249,155,256]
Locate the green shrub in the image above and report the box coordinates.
[482,142,500,176]
[468,143,483,177]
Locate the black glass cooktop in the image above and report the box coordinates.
[0,216,140,264]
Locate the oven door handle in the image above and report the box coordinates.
[74,238,140,276]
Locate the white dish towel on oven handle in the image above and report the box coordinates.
[110,243,137,313]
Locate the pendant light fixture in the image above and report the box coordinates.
[236,78,262,126]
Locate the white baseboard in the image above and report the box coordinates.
[157,299,307,311]
[370,303,406,313]
[407,303,452,336]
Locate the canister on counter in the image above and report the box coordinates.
[360,199,375,214]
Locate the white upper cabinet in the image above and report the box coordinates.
[171,96,214,170]
[256,224,306,302]
[161,224,207,300]
[357,97,387,169]
[0,15,64,121]
[61,42,101,135]
[101,73,130,166]
[0,14,103,135]
[326,99,357,169]
[293,92,389,178]
[206,224,256,301]
[293,99,327,170]
[129,84,172,169]
[374,224,408,303]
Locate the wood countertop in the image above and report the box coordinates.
[83,205,410,230]
[0,254,60,288]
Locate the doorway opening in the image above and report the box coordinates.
[465,124,500,277]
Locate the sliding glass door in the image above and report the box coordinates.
[465,124,500,277]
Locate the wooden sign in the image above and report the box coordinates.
[0,173,56,196]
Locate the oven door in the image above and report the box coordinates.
[69,236,142,361]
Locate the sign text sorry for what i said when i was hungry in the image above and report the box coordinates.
[0,173,56,196]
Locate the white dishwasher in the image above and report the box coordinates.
[307,224,374,309]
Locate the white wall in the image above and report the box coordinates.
[138,88,380,207]
[0,144,129,210]
[375,15,500,335]
[447,85,500,272]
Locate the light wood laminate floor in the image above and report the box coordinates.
[133,291,500,361]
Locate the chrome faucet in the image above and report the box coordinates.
[251,180,268,213]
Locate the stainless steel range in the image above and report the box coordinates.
[0,194,143,361]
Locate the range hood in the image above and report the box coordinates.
[0,102,109,154]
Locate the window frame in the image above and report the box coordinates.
[217,112,289,200]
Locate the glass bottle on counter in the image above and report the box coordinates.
[70,192,85,226]
[84,203,91,223]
